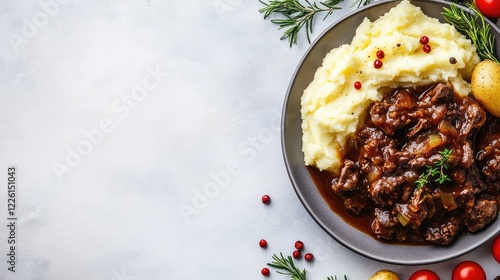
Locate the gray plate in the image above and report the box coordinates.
[282,0,500,265]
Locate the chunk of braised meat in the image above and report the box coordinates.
[406,144,443,169]
[369,89,416,136]
[406,83,452,137]
[332,160,360,194]
[399,181,416,201]
[332,160,373,215]
[381,145,411,172]
[429,82,453,103]
[450,166,487,209]
[359,127,394,165]
[416,82,453,105]
[359,127,411,172]
[340,192,373,216]
[371,208,397,240]
[476,116,500,187]
[407,116,431,138]
[394,226,425,243]
[440,167,482,212]
[425,215,461,245]
[454,96,486,138]
[369,176,406,207]
[464,165,487,195]
[477,136,500,183]
[460,141,474,168]
[464,196,498,232]
[487,181,500,193]
[395,202,428,229]
[445,186,474,213]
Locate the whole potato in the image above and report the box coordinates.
[471,59,500,117]
[368,269,400,280]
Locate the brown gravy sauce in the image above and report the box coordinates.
[308,165,438,245]
[307,166,372,233]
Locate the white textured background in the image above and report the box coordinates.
[0,0,499,279]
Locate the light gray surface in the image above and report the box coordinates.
[0,0,498,279]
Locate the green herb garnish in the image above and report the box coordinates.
[415,148,453,189]
[327,276,348,280]
[258,0,346,47]
[351,0,371,8]
[442,3,500,63]
[268,253,307,280]
[267,252,348,280]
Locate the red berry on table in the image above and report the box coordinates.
[420,35,429,45]
[259,239,267,248]
[261,267,270,276]
[294,240,304,250]
[423,44,431,53]
[374,59,383,69]
[304,253,314,262]
[293,250,301,259]
[354,81,362,90]
[261,195,270,204]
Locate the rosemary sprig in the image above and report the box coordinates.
[351,0,371,9]
[268,253,307,280]
[327,275,348,280]
[258,0,345,47]
[268,252,347,280]
[442,3,500,63]
[415,148,453,189]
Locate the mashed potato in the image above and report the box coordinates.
[301,0,480,174]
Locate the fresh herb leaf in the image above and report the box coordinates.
[351,0,371,8]
[415,170,430,189]
[327,276,348,280]
[416,148,453,189]
[442,3,499,63]
[258,0,345,47]
[268,253,307,280]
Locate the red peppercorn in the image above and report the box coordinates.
[259,239,267,248]
[354,81,362,90]
[304,253,314,262]
[294,240,304,250]
[376,50,385,59]
[423,44,431,53]
[419,35,429,45]
[261,195,270,204]
[293,250,301,259]
[374,59,383,69]
[261,267,270,276]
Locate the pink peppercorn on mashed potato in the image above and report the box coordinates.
[301,0,480,174]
